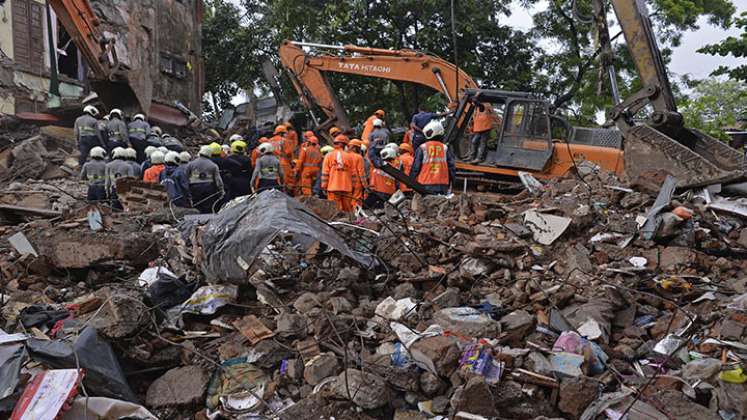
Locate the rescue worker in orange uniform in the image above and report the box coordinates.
[366,147,401,208]
[296,136,323,196]
[302,130,315,148]
[398,143,415,195]
[329,126,342,140]
[361,109,385,145]
[411,120,456,195]
[321,135,355,212]
[284,121,299,157]
[251,137,270,167]
[269,126,295,194]
[347,140,369,209]
[468,103,497,163]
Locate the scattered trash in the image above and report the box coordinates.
[523,210,572,245]
[10,369,82,420]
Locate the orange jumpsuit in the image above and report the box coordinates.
[270,134,295,193]
[286,129,299,157]
[361,115,377,145]
[349,151,368,209]
[399,152,414,193]
[321,148,354,212]
[143,164,165,183]
[370,160,400,196]
[297,144,323,196]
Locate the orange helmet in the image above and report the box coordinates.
[274,125,288,135]
[399,143,414,154]
[304,130,315,140]
[329,126,342,136]
[284,121,294,129]
[374,109,385,117]
[259,136,270,143]
[333,134,349,145]
[308,136,319,145]
[348,139,363,149]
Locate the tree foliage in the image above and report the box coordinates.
[698,11,747,83]
[201,0,741,128]
[680,79,747,141]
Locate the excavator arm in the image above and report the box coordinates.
[279,40,478,136]
[598,0,744,187]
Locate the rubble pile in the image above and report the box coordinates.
[1,163,747,419]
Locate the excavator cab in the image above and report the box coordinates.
[447,89,554,172]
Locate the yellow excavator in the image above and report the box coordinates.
[281,0,743,189]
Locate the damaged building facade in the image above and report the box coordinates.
[0,0,203,119]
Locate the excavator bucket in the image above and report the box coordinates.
[623,125,745,188]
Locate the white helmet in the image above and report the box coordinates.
[112,147,126,159]
[150,151,165,164]
[229,134,243,142]
[144,146,157,158]
[178,151,191,163]
[165,151,180,164]
[385,142,399,154]
[423,120,445,139]
[109,109,123,119]
[103,115,110,121]
[380,147,398,161]
[372,118,383,128]
[83,105,99,117]
[221,144,231,155]
[152,126,163,136]
[90,146,106,159]
[198,145,212,157]
[259,143,274,155]
[157,146,169,154]
[133,113,146,121]
[125,148,136,159]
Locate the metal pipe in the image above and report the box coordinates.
[608,65,621,105]
[291,41,345,50]
[433,70,453,103]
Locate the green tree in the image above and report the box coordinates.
[698,11,747,83]
[202,0,268,115]
[530,0,736,125]
[680,79,747,140]
[238,0,539,126]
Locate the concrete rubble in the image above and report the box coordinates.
[2,130,747,419]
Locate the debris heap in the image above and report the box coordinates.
[1,156,747,420]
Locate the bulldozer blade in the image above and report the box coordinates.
[624,125,745,188]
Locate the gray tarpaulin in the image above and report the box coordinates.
[195,190,376,282]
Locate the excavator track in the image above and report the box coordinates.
[623,125,744,188]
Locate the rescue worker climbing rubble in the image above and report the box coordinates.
[366,147,401,208]
[411,120,455,195]
[160,151,192,208]
[143,151,166,183]
[251,143,284,194]
[225,136,253,199]
[362,109,385,145]
[269,125,294,194]
[296,136,323,197]
[186,146,224,213]
[127,113,151,162]
[347,139,369,209]
[80,146,107,203]
[105,147,135,210]
[106,109,129,150]
[321,135,355,212]
[74,105,104,167]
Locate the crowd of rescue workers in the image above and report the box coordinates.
[73,104,500,213]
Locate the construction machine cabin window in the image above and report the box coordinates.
[56,20,84,81]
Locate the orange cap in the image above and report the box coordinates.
[348,139,363,148]
[304,130,314,139]
[308,136,319,145]
[329,126,341,136]
[374,109,385,117]
[400,143,414,154]
[259,136,269,143]
[274,125,288,134]
[333,134,349,144]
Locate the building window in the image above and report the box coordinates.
[160,53,187,80]
[12,0,45,74]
